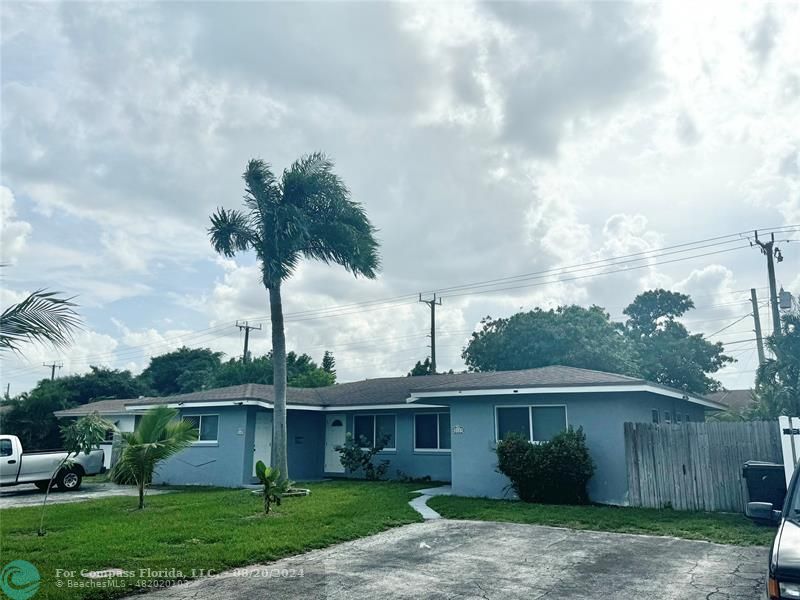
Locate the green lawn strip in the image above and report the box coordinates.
[427,496,775,546]
[1,481,422,600]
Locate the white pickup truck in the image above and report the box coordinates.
[0,434,105,491]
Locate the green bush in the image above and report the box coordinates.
[496,428,595,504]
[335,433,390,480]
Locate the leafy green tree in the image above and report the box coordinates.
[751,313,800,417]
[408,357,434,376]
[1,367,146,450]
[139,347,223,395]
[110,406,197,509]
[209,352,334,388]
[623,290,732,393]
[209,154,379,479]
[0,290,80,352]
[462,305,636,375]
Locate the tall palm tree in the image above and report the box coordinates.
[0,290,80,352]
[209,153,380,479]
[110,406,197,509]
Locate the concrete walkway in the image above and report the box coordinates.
[127,519,767,600]
[408,485,451,519]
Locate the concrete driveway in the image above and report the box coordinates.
[0,482,171,509]
[129,519,768,599]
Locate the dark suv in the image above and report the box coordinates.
[749,467,800,599]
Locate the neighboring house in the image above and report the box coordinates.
[706,389,754,413]
[55,366,725,505]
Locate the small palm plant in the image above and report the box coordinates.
[110,406,197,509]
[254,461,291,514]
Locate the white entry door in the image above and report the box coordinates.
[324,414,346,473]
[253,411,273,476]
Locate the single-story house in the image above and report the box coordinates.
[55,366,725,505]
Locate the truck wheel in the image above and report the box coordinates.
[34,480,54,491]
[57,469,82,491]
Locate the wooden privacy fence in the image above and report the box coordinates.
[624,420,782,512]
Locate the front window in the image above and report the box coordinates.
[353,414,396,450]
[183,415,219,442]
[496,406,567,443]
[414,413,450,450]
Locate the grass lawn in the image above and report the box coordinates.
[427,496,776,546]
[0,481,422,600]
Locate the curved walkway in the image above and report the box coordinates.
[408,485,451,520]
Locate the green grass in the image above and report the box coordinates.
[0,481,422,599]
[427,496,776,546]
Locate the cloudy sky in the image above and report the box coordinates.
[2,1,799,394]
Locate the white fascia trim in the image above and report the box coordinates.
[407,385,725,410]
[126,401,447,412]
[126,400,273,411]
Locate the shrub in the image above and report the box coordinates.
[335,433,390,480]
[496,428,595,504]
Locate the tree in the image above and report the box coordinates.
[322,351,336,377]
[139,347,223,395]
[38,412,113,536]
[110,406,197,509]
[408,357,434,377]
[0,367,146,450]
[752,313,800,417]
[209,154,379,480]
[462,305,636,375]
[209,352,335,388]
[623,290,733,393]
[0,290,80,352]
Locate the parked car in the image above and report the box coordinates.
[0,434,105,491]
[748,464,800,600]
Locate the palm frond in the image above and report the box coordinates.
[0,290,81,352]
[208,208,256,258]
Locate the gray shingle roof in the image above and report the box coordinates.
[54,398,134,417]
[54,365,699,417]
[705,389,754,411]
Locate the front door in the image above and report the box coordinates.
[324,414,346,473]
[253,411,273,476]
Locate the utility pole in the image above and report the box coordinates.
[753,230,783,338]
[235,321,261,363]
[43,361,63,380]
[750,288,766,366]
[419,293,442,373]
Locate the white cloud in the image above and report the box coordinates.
[0,186,32,264]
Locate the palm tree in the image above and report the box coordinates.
[110,406,197,509]
[0,289,80,352]
[209,153,380,479]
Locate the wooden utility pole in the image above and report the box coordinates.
[750,288,766,366]
[235,321,261,363]
[419,293,442,373]
[43,361,63,380]
[753,231,782,338]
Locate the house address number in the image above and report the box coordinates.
[452,425,464,434]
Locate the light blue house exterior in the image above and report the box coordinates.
[55,366,724,505]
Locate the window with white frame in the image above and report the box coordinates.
[414,413,450,450]
[183,414,219,442]
[353,414,396,450]
[496,405,567,443]
[651,409,660,424]
[663,411,672,425]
